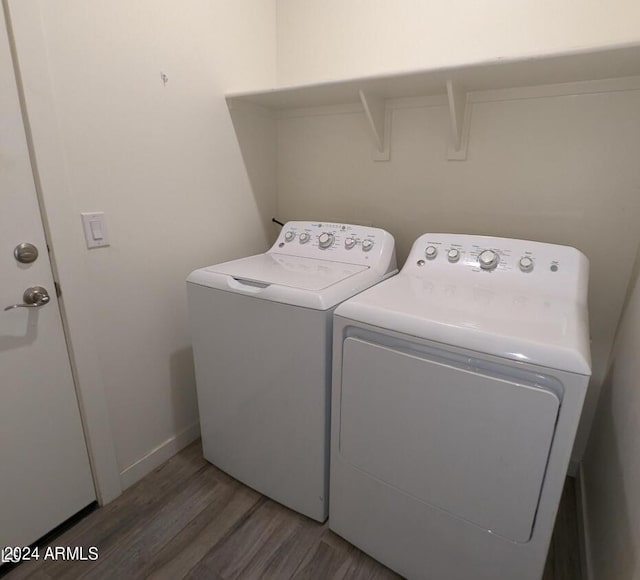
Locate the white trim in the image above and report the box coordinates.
[5,0,122,504]
[275,95,448,119]
[272,77,640,121]
[359,89,390,160]
[576,463,593,580]
[119,423,201,490]
[228,43,640,113]
[277,102,363,119]
[386,94,448,109]
[226,97,276,119]
[468,75,640,104]
[227,40,640,101]
[446,79,470,160]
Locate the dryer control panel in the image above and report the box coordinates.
[405,233,589,304]
[272,221,397,272]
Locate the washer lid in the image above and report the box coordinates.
[187,221,398,311]
[335,272,591,375]
[204,253,368,290]
[187,253,379,310]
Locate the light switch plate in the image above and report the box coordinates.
[81,212,110,249]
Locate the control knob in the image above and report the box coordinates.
[519,256,534,273]
[344,237,356,249]
[478,249,499,271]
[299,232,310,244]
[361,239,374,252]
[447,248,460,263]
[318,232,334,249]
[284,231,295,242]
[425,246,438,260]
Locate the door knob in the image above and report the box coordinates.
[4,286,51,311]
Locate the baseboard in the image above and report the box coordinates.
[119,422,201,490]
[575,463,593,580]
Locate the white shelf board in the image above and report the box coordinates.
[226,44,640,110]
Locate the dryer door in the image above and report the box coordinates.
[338,337,560,543]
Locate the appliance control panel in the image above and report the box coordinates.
[270,221,396,268]
[405,233,589,302]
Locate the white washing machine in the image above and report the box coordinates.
[330,233,591,580]
[187,221,396,522]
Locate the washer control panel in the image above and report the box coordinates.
[272,221,396,268]
[406,233,589,301]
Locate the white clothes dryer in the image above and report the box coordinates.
[330,233,591,579]
[187,221,396,522]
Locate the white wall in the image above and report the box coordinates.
[276,86,640,462]
[276,0,640,85]
[10,0,639,501]
[9,0,277,493]
[273,1,640,461]
[581,256,640,580]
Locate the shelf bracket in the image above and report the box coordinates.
[359,90,390,161]
[446,79,470,160]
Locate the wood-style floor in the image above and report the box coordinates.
[4,441,581,579]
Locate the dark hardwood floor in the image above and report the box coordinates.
[542,477,582,580]
[4,441,581,579]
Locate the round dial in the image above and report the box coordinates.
[344,237,356,249]
[299,232,310,244]
[284,231,295,242]
[447,248,461,263]
[318,232,334,249]
[478,249,499,271]
[425,245,438,260]
[361,239,374,252]
[519,256,534,273]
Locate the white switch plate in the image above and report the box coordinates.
[81,212,110,249]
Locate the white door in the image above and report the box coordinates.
[1,9,95,549]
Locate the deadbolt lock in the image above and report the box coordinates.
[14,242,39,264]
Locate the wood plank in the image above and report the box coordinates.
[292,529,399,580]
[543,540,556,580]
[291,539,349,579]
[0,565,51,580]
[11,442,207,580]
[183,498,308,579]
[75,466,221,579]
[1,445,205,580]
[550,478,582,580]
[341,546,402,580]
[3,442,582,580]
[146,480,262,579]
[250,519,328,578]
